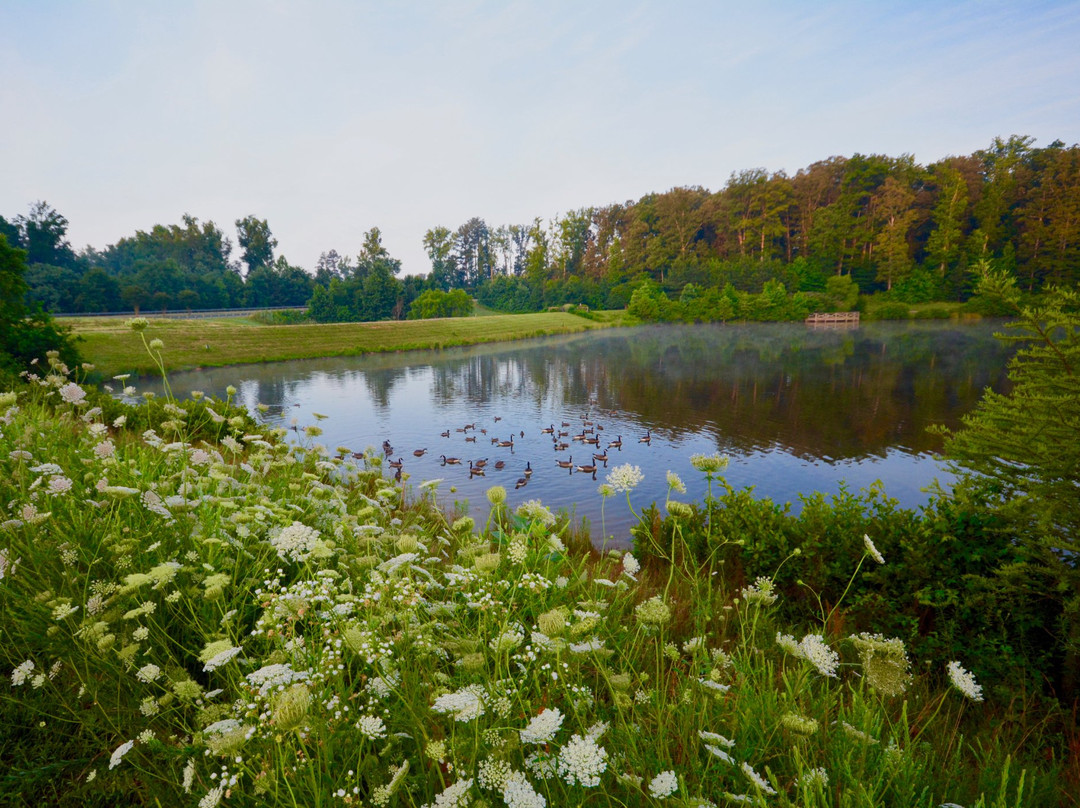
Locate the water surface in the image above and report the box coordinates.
[146,320,1014,546]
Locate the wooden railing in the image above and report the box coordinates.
[805,311,860,325]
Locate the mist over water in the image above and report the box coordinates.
[148,320,1014,547]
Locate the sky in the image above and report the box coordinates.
[2,0,1079,276]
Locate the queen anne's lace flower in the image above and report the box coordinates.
[520,707,564,744]
[946,660,984,702]
[622,552,640,577]
[421,777,473,808]
[798,634,840,678]
[557,733,608,787]
[863,533,885,564]
[648,770,679,799]
[270,522,322,562]
[606,464,643,493]
[740,762,776,795]
[356,714,387,739]
[432,684,486,722]
[109,739,135,770]
[59,382,87,405]
[503,771,546,808]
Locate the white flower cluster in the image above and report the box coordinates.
[503,771,546,808]
[863,533,885,565]
[516,500,556,526]
[648,770,679,799]
[58,382,87,405]
[740,761,776,795]
[946,660,984,702]
[421,777,473,808]
[520,707,564,744]
[739,576,777,606]
[432,684,486,722]
[606,463,643,493]
[798,634,840,678]
[621,552,640,577]
[245,663,310,697]
[557,733,608,787]
[356,713,387,740]
[109,739,135,770]
[270,521,322,562]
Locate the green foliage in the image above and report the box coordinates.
[940,288,1080,696]
[823,274,860,311]
[867,300,911,320]
[964,259,1022,317]
[407,288,473,319]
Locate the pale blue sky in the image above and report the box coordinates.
[2,1,1078,275]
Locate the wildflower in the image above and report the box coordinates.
[109,739,135,770]
[703,744,735,764]
[486,485,507,505]
[851,633,910,696]
[516,500,556,526]
[432,684,486,722]
[666,470,686,494]
[357,714,387,740]
[273,684,311,730]
[126,317,149,331]
[426,740,447,762]
[136,663,162,683]
[863,533,885,565]
[421,777,473,808]
[946,660,984,702]
[690,453,729,473]
[635,595,672,625]
[649,770,679,799]
[149,338,164,351]
[597,483,614,498]
[799,767,829,788]
[622,552,640,577]
[798,634,840,678]
[11,660,34,686]
[270,521,322,562]
[86,769,97,782]
[698,730,735,747]
[739,576,777,606]
[182,759,196,792]
[606,463,643,493]
[667,500,693,518]
[740,761,776,795]
[503,771,546,808]
[451,516,475,533]
[557,733,608,787]
[198,785,223,808]
[839,721,878,744]
[202,643,242,672]
[780,712,820,735]
[47,475,73,495]
[478,758,512,791]
[59,382,87,405]
[490,628,525,654]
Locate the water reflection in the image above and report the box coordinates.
[149,321,1014,547]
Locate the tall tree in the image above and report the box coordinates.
[871,176,918,290]
[235,215,277,275]
[423,226,456,290]
[15,201,78,268]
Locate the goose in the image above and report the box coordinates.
[382,441,394,455]
[575,463,598,475]
[494,416,502,422]
[523,461,533,477]
[494,460,506,469]
[639,430,652,445]
[607,435,623,450]
[556,456,573,469]
[558,430,569,437]
[469,462,485,476]
[387,457,404,470]
[473,458,489,468]
[572,433,587,442]
[465,435,477,443]
[413,448,428,457]
[592,451,609,466]
[440,430,450,438]
[496,436,514,448]
[393,467,402,482]
[464,422,476,431]
[491,437,500,445]
[554,441,569,451]
[584,436,600,445]
[540,424,555,434]
[515,477,528,489]
[440,455,462,465]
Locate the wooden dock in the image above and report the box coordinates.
[806,311,860,326]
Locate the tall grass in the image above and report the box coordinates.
[0,341,1067,806]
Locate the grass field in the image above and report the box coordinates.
[66,311,631,377]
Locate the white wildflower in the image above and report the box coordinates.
[606,463,643,493]
[503,771,546,808]
[648,770,679,799]
[690,453,729,473]
[59,382,87,405]
[198,785,223,808]
[516,500,556,526]
[863,533,885,564]
[740,761,776,795]
[946,660,984,702]
[11,659,34,686]
[520,708,564,744]
[622,552,640,577]
[421,777,473,808]
[799,767,829,788]
[432,685,486,722]
[270,521,322,562]
[136,663,161,683]
[357,713,387,740]
[109,739,135,770]
[557,733,608,787]
[799,634,840,678]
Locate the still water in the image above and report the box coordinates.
[147,321,1014,547]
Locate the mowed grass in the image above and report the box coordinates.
[67,311,631,377]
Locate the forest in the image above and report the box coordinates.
[3,134,1078,323]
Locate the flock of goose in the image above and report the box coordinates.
[378,412,653,488]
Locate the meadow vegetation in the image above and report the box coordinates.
[0,321,1075,806]
[63,310,629,378]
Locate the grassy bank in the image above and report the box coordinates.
[66,311,631,377]
[0,354,1069,806]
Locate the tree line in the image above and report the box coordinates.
[3,134,1077,323]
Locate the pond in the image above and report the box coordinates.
[143,320,1015,547]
